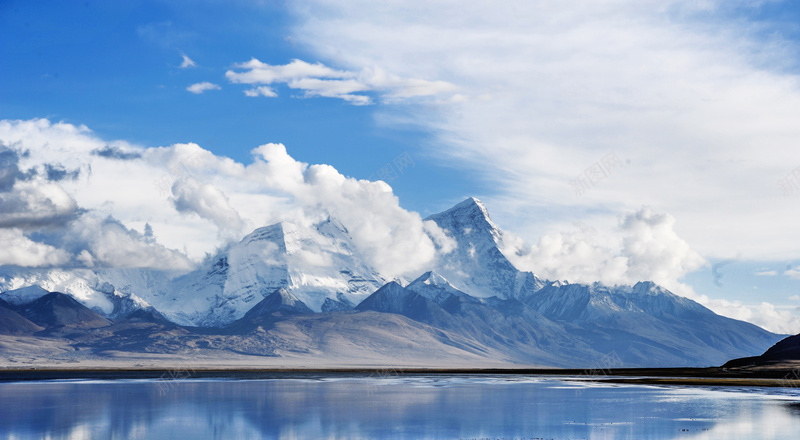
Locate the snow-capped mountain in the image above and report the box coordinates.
[525,280,709,323]
[0,217,384,327]
[521,280,780,365]
[160,217,385,326]
[425,197,546,299]
[0,197,786,367]
[405,271,480,304]
[0,268,169,320]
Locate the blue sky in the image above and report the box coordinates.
[0,0,476,208]
[3,0,800,332]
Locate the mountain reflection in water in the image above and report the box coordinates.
[1,375,800,439]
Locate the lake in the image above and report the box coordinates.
[1,373,799,439]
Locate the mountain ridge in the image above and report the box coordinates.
[0,198,785,368]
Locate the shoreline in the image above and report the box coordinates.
[2,365,800,387]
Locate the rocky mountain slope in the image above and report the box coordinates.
[0,198,785,368]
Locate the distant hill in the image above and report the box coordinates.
[0,299,44,335]
[724,333,800,368]
[16,292,111,330]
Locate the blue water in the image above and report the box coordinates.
[1,374,800,439]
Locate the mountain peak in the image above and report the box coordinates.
[456,196,487,211]
[413,271,450,287]
[17,292,111,329]
[242,288,313,319]
[0,285,51,306]
[423,198,526,299]
[242,222,287,250]
[424,197,500,241]
[443,197,492,221]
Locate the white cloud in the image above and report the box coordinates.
[0,228,70,267]
[187,82,221,94]
[63,215,193,270]
[171,176,245,240]
[286,0,800,264]
[283,0,800,334]
[502,207,707,295]
[0,118,449,278]
[701,298,800,335]
[244,86,278,98]
[755,269,778,276]
[227,58,345,84]
[423,219,457,255]
[620,209,708,288]
[2,117,798,331]
[0,180,79,229]
[225,58,457,104]
[247,144,442,277]
[785,267,800,280]
[179,53,197,69]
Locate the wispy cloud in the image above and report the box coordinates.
[186,82,221,94]
[226,58,456,104]
[179,53,197,69]
[286,0,800,264]
[755,269,778,276]
[786,267,800,280]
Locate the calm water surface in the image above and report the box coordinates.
[1,374,799,439]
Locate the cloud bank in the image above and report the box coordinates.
[1,117,797,332]
[0,118,443,278]
[502,208,708,293]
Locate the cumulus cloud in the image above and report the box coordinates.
[0,228,70,267]
[701,298,800,334]
[0,118,449,277]
[0,146,23,191]
[499,206,800,332]
[171,176,245,239]
[187,82,221,94]
[502,207,707,295]
[246,143,442,277]
[620,209,708,287]
[423,219,458,255]
[0,120,196,269]
[62,215,193,270]
[0,181,80,229]
[225,58,456,104]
